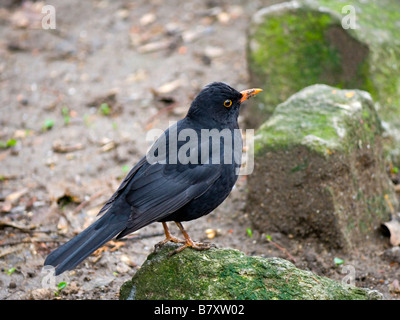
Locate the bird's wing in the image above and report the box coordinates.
[97,156,148,216]
[97,120,178,216]
[118,161,222,235]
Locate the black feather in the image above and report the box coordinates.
[44,208,129,275]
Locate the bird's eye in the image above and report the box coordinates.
[224,99,232,108]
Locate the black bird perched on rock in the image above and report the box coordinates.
[44,82,262,275]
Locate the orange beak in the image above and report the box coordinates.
[239,88,263,103]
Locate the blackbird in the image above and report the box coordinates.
[44,82,262,275]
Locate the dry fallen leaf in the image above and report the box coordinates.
[99,140,117,153]
[120,254,137,267]
[155,78,183,94]
[205,228,221,239]
[57,216,69,234]
[204,46,224,58]
[6,188,28,203]
[109,240,126,252]
[137,40,172,54]
[52,140,84,153]
[382,218,400,246]
[93,240,126,256]
[0,188,28,212]
[139,12,156,26]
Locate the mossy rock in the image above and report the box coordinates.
[247,84,397,250]
[246,0,400,164]
[119,243,382,300]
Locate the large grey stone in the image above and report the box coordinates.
[246,84,397,250]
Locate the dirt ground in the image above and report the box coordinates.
[0,0,399,300]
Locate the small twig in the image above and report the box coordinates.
[71,190,106,215]
[0,246,22,258]
[52,142,84,153]
[145,102,178,129]
[286,272,293,284]
[267,238,297,263]
[0,238,64,247]
[0,173,19,181]
[384,194,395,215]
[123,232,165,242]
[0,220,36,233]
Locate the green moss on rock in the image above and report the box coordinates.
[246,0,400,164]
[248,8,344,115]
[120,243,382,300]
[254,84,380,157]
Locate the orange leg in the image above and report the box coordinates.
[155,222,186,249]
[168,222,215,255]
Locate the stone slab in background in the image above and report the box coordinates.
[246,0,400,164]
[246,84,397,250]
[120,243,382,300]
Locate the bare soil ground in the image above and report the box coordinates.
[0,0,399,300]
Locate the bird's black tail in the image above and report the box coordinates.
[44,211,128,275]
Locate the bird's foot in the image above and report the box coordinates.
[155,222,187,251]
[154,235,186,251]
[168,239,216,256]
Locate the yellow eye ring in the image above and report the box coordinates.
[224,99,232,108]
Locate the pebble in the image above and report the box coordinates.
[29,288,53,300]
[382,247,400,263]
[116,262,131,274]
[81,276,114,291]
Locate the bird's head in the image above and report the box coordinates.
[187,82,262,126]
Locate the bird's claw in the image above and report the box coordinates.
[168,241,216,257]
[154,236,186,251]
